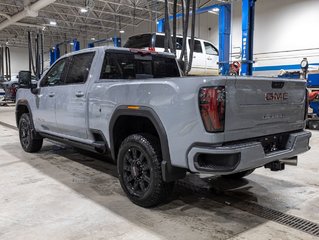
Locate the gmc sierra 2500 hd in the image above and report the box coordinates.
[16,47,311,207]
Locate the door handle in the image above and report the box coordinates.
[75,91,84,97]
[48,92,55,97]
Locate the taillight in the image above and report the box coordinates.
[199,87,225,132]
[148,47,155,52]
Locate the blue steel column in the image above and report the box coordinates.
[241,0,256,76]
[157,19,165,33]
[50,48,55,66]
[53,45,60,64]
[72,39,80,51]
[88,42,94,48]
[218,4,231,75]
[113,37,121,47]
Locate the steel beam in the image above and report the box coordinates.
[72,39,80,51]
[218,4,231,75]
[156,3,219,33]
[157,19,165,33]
[241,0,256,76]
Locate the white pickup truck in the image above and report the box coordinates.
[16,47,311,207]
[124,33,219,76]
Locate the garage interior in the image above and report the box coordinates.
[1,0,319,239]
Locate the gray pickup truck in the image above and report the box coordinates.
[16,47,311,207]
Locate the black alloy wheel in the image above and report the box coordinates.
[122,146,152,197]
[19,113,43,153]
[118,134,174,207]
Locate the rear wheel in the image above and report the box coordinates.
[117,133,174,207]
[308,119,319,130]
[222,169,255,179]
[19,113,43,153]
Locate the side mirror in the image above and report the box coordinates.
[18,71,32,88]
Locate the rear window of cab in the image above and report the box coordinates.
[100,51,180,80]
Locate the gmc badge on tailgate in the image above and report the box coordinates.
[265,92,288,101]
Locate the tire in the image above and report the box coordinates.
[19,113,43,153]
[222,169,255,179]
[117,133,175,208]
[308,120,319,130]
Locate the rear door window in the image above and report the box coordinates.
[156,35,183,50]
[204,42,219,55]
[65,52,95,85]
[189,39,203,53]
[100,52,180,79]
[155,35,164,48]
[176,37,183,50]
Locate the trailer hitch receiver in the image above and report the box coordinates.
[265,161,285,171]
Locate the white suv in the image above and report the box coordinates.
[124,33,219,76]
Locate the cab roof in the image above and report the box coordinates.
[62,46,176,58]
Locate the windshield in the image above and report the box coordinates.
[124,34,153,48]
[100,52,180,79]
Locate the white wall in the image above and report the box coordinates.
[5,47,29,77]
[233,0,319,75]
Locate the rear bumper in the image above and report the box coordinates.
[187,130,311,174]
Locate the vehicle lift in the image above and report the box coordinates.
[302,59,319,129]
[278,58,319,130]
[157,0,256,76]
[50,37,121,65]
[0,45,11,89]
[50,39,80,65]
[87,37,121,48]
[0,45,11,81]
[0,45,11,105]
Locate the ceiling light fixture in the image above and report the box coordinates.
[90,37,96,41]
[119,30,125,34]
[50,21,57,26]
[80,8,88,13]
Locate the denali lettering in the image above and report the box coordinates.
[263,113,285,120]
[265,92,288,101]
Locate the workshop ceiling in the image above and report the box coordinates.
[0,0,229,48]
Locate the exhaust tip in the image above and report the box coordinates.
[280,156,298,166]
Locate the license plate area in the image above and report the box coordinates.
[260,134,289,154]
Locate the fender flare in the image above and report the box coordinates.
[109,106,186,182]
[15,99,32,127]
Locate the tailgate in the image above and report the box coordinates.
[224,77,306,141]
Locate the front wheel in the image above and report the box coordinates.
[19,113,43,153]
[222,169,255,179]
[117,134,174,208]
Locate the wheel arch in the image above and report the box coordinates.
[15,99,32,128]
[109,106,186,182]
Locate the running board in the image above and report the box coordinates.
[40,132,108,154]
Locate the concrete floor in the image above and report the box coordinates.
[0,106,319,240]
